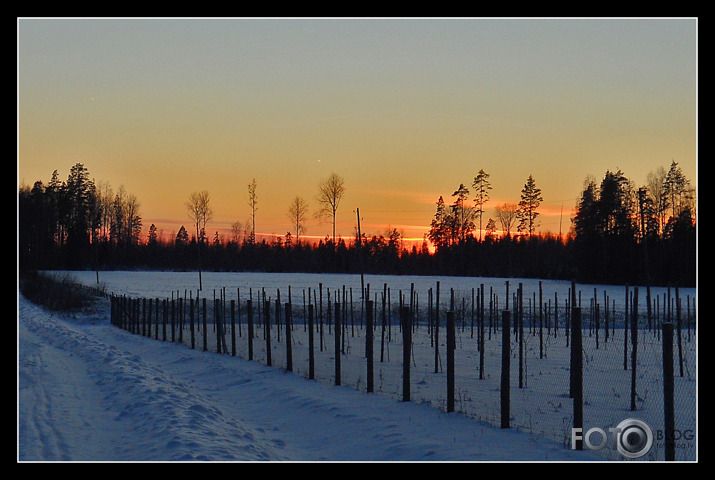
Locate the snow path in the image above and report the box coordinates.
[18,293,601,461]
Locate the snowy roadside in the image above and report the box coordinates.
[18,292,602,462]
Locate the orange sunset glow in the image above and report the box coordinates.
[18,18,696,248]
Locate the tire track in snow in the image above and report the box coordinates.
[18,295,289,461]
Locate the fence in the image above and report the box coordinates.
[108,280,696,461]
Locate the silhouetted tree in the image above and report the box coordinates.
[248,178,258,244]
[428,196,450,250]
[517,175,543,237]
[287,195,309,242]
[494,202,518,237]
[186,190,213,289]
[663,160,694,222]
[451,183,475,243]
[472,169,492,241]
[315,172,345,244]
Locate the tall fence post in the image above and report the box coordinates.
[334,302,341,386]
[518,283,524,388]
[631,287,639,411]
[366,299,374,393]
[402,306,411,402]
[163,299,168,342]
[189,297,195,349]
[571,307,583,450]
[675,287,684,377]
[171,296,176,343]
[202,298,207,352]
[142,297,147,337]
[154,298,159,340]
[500,309,511,429]
[434,281,440,374]
[264,300,272,367]
[447,311,455,413]
[285,302,293,372]
[308,304,315,380]
[662,322,676,461]
[231,299,236,356]
[178,296,183,344]
[479,283,486,380]
[247,299,254,361]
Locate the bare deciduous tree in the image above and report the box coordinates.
[287,196,309,242]
[494,202,518,237]
[186,190,213,289]
[315,172,345,244]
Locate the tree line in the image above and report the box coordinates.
[19,162,695,286]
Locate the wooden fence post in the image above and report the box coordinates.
[662,322,675,461]
[366,299,374,393]
[434,281,440,374]
[154,298,159,340]
[447,311,455,413]
[334,302,341,386]
[631,287,639,411]
[231,299,236,356]
[265,300,272,367]
[285,302,292,372]
[500,309,511,429]
[480,283,485,380]
[308,304,315,379]
[518,284,524,388]
[402,306,411,402]
[202,297,207,352]
[171,296,176,343]
[247,299,254,361]
[190,297,195,349]
[675,287,683,377]
[572,307,583,449]
[163,299,168,342]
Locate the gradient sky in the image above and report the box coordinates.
[18,18,697,244]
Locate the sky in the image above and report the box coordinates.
[18,17,697,245]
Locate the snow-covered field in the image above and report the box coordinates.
[18,271,697,462]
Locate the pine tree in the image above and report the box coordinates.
[517,175,543,237]
[472,169,492,241]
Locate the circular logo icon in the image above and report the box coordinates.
[615,418,653,459]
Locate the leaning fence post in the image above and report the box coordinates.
[662,322,675,461]
[501,309,511,429]
[447,311,455,413]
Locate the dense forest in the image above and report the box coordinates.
[18,162,696,287]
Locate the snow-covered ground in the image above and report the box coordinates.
[18,271,697,462]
